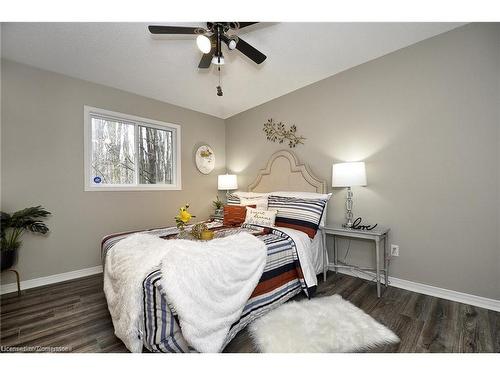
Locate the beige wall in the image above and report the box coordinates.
[2,23,499,300]
[226,23,500,299]
[1,59,226,283]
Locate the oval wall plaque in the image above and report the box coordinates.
[195,145,215,174]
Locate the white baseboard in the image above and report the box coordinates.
[1,265,103,295]
[2,263,498,313]
[329,264,500,312]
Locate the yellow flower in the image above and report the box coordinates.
[175,204,195,229]
[179,209,192,223]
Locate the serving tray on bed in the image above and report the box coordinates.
[161,222,267,241]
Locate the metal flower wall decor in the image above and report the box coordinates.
[263,119,306,148]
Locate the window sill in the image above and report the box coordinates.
[84,184,182,192]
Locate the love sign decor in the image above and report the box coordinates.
[351,217,378,231]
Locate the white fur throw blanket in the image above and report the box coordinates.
[103,232,267,353]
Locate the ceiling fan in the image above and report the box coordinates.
[148,22,267,69]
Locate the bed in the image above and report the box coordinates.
[102,150,330,353]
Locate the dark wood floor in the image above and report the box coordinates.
[1,272,499,353]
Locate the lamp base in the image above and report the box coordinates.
[343,187,354,229]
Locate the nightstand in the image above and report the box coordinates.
[322,225,390,297]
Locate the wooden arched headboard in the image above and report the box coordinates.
[247,150,326,194]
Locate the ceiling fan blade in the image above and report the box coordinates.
[236,22,259,29]
[198,53,213,69]
[235,37,266,64]
[148,25,204,35]
[198,35,216,69]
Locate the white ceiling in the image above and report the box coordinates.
[2,22,464,119]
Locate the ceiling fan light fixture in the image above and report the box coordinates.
[148,22,267,72]
[196,35,212,54]
[228,39,237,50]
[212,55,225,65]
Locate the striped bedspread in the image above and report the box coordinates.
[101,223,312,353]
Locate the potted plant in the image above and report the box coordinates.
[212,196,223,216]
[1,206,51,271]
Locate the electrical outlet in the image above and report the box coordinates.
[391,244,400,257]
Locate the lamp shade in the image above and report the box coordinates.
[332,162,367,187]
[218,174,238,190]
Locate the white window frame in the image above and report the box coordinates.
[84,105,182,191]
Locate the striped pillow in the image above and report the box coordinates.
[226,193,241,206]
[268,195,327,238]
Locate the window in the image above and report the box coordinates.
[84,106,181,191]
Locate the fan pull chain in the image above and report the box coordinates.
[216,66,223,96]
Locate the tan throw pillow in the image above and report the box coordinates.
[244,207,278,227]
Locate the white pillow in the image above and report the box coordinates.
[232,191,270,199]
[270,191,332,227]
[270,191,332,200]
[239,196,268,210]
[244,207,277,227]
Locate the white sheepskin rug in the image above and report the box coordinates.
[248,294,399,352]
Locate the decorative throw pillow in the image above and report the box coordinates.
[267,195,328,238]
[244,207,277,227]
[223,205,256,227]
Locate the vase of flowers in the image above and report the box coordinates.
[175,204,195,232]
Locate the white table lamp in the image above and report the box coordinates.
[218,174,238,196]
[332,162,367,228]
